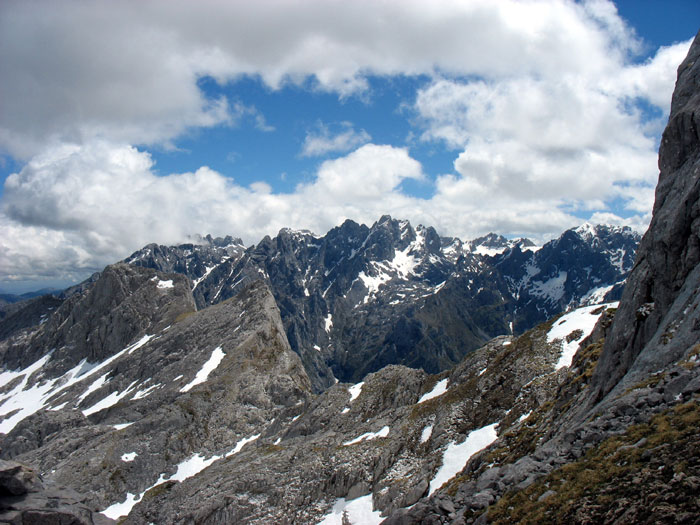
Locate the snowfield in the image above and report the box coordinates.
[418,378,448,403]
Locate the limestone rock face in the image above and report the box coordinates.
[0,279,312,515]
[591,31,700,401]
[1,263,195,372]
[0,459,113,524]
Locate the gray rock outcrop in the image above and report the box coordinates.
[0,459,113,524]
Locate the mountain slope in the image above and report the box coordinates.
[384,29,700,525]
[0,270,311,518]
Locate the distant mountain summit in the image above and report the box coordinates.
[468,232,537,256]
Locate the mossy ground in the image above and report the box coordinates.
[488,401,700,524]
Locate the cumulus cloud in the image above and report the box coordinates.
[413,37,691,236]
[0,0,693,284]
[0,0,673,158]
[0,142,424,280]
[301,122,371,157]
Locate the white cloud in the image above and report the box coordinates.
[0,134,667,283]
[412,36,691,235]
[0,142,423,281]
[0,0,693,284]
[301,122,371,157]
[0,0,678,158]
[603,40,692,113]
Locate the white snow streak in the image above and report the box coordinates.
[518,411,532,423]
[77,372,109,404]
[348,382,364,402]
[548,302,618,370]
[102,493,140,520]
[429,423,499,496]
[317,494,383,525]
[101,450,225,519]
[358,269,391,302]
[581,284,615,305]
[226,433,261,457]
[420,424,434,443]
[121,452,137,462]
[343,426,390,446]
[418,378,448,403]
[530,271,567,303]
[191,265,216,291]
[0,333,153,433]
[156,279,174,289]
[132,383,162,400]
[474,245,506,257]
[180,347,225,392]
[82,381,138,416]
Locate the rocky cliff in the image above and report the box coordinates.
[590,31,700,402]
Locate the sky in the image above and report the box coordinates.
[0,0,698,293]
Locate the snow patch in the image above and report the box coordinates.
[358,269,391,302]
[112,423,133,430]
[180,347,225,393]
[103,449,225,519]
[127,334,155,354]
[530,271,567,303]
[77,372,109,404]
[389,247,419,279]
[132,383,162,400]
[348,382,364,402]
[101,493,140,520]
[226,433,261,457]
[121,452,137,462]
[420,424,434,443]
[581,284,615,305]
[168,452,221,482]
[518,411,532,423]
[0,332,156,432]
[343,426,390,446]
[317,494,383,525]
[82,381,138,416]
[474,245,506,257]
[191,265,216,291]
[418,378,448,403]
[324,313,333,333]
[429,423,499,496]
[156,279,174,289]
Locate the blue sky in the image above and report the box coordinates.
[0,0,698,292]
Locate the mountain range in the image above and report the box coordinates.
[122,219,638,391]
[1,29,699,525]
